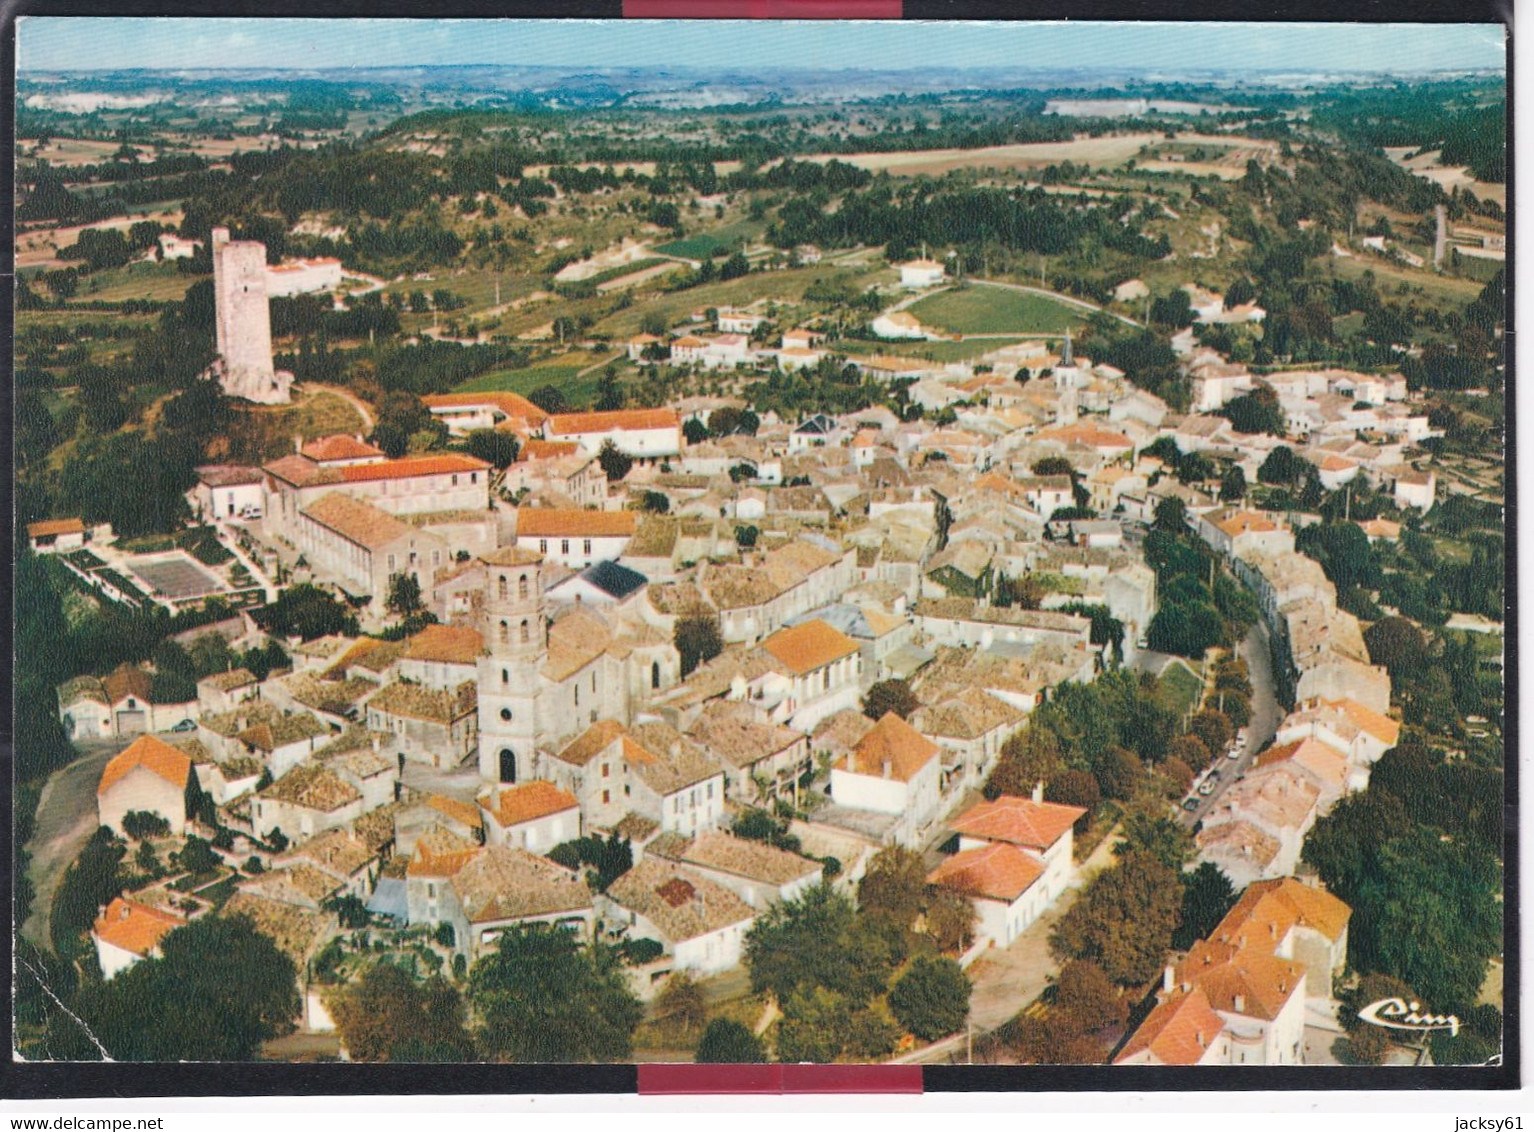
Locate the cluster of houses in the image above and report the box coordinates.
[58,275,1444,1060]
[1189,504,1400,886]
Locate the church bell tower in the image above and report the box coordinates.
[476,547,547,784]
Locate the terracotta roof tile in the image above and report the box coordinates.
[480,780,579,828]
[300,435,385,463]
[949,794,1086,851]
[546,408,680,435]
[301,493,415,551]
[93,897,184,958]
[607,857,754,942]
[761,619,860,676]
[1115,988,1226,1065]
[98,735,192,795]
[845,712,940,781]
[402,624,484,666]
[337,454,490,483]
[516,508,637,539]
[926,842,1045,903]
[422,391,548,425]
[28,518,85,538]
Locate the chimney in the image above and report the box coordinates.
[1032,780,1044,804]
[670,741,681,758]
[1162,965,1174,993]
[883,759,893,780]
[294,435,304,454]
[1233,994,1246,1014]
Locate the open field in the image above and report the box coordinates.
[454,355,606,406]
[794,131,1278,178]
[654,234,724,260]
[225,389,370,463]
[1133,160,1246,180]
[1328,256,1484,309]
[1384,147,1506,208]
[17,137,125,166]
[16,206,186,269]
[597,261,684,293]
[589,262,895,338]
[908,286,1086,335]
[65,261,198,305]
[838,335,1029,363]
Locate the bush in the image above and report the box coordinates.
[888,956,971,1042]
[121,810,171,841]
[695,1018,765,1063]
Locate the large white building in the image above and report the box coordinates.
[544,408,682,462]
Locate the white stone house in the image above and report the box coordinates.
[604,857,756,976]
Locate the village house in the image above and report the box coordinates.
[92,896,189,980]
[544,408,682,462]
[542,719,727,838]
[684,698,812,805]
[757,619,864,732]
[646,830,823,909]
[366,681,478,770]
[828,712,942,847]
[898,259,947,289]
[420,391,548,436]
[27,517,90,555]
[478,780,581,853]
[932,790,1086,946]
[197,668,259,715]
[252,763,366,845]
[97,735,194,838]
[604,857,756,976]
[513,508,636,567]
[397,623,483,691]
[407,841,594,959]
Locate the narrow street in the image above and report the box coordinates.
[1176,617,1283,828]
[21,738,128,950]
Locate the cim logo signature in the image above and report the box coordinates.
[1357,997,1461,1037]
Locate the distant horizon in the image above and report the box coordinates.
[18,19,1507,76]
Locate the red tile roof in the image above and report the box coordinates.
[28,518,85,538]
[422,391,549,425]
[516,508,637,538]
[845,712,939,782]
[93,897,183,958]
[926,842,1044,903]
[761,619,860,676]
[338,454,490,483]
[98,735,192,795]
[1114,988,1226,1065]
[300,435,385,463]
[949,794,1086,851]
[546,408,680,435]
[481,780,579,828]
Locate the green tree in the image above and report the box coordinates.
[70,915,299,1060]
[1221,386,1285,436]
[887,957,970,1042]
[597,439,634,483]
[1259,446,1304,485]
[528,384,570,416]
[1219,465,1248,502]
[1174,862,1237,949]
[1049,851,1182,985]
[674,615,723,677]
[386,572,424,617]
[857,847,928,936]
[776,986,853,1063]
[464,429,520,468]
[745,884,896,1007]
[1054,958,1127,1033]
[1114,809,1194,871]
[1363,616,1429,683]
[122,811,171,841]
[468,924,642,1062]
[695,1018,765,1063]
[330,963,474,1062]
[861,679,919,721]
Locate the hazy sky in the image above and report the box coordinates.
[18,19,1506,74]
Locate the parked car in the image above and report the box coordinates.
[240,504,264,520]
[1198,780,1216,796]
[1227,746,1242,760]
[1182,798,1200,812]
[170,718,198,733]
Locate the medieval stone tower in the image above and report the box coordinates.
[209,227,293,404]
[476,547,548,784]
